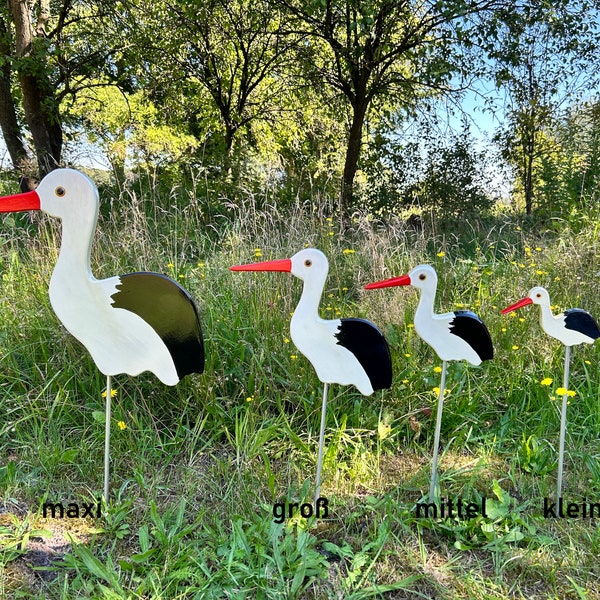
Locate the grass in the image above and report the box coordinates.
[2,180,600,598]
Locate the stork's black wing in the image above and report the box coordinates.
[335,318,392,391]
[449,310,494,362]
[111,272,205,379]
[564,308,600,340]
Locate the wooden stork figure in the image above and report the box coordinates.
[366,264,493,499]
[231,248,392,502]
[501,286,600,500]
[0,169,205,502]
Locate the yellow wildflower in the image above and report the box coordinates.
[556,387,576,397]
[540,378,553,386]
[117,421,126,430]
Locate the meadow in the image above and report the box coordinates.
[2,178,600,599]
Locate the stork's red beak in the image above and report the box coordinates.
[0,189,40,213]
[365,274,411,289]
[500,297,533,314]
[230,258,292,272]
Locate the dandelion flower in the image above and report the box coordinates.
[540,378,553,386]
[437,251,445,257]
[117,421,127,430]
[433,366,442,373]
[556,387,576,397]
[343,248,355,254]
[512,345,519,350]
[167,262,174,269]
[102,389,118,398]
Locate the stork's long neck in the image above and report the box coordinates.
[538,302,556,330]
[292,272,327,323]
[414,285,436,327]
[51,213,97,283]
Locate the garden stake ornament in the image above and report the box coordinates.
[366,264,494,500]
[231,248,392,502]
[501,286,600,500]
[0,169,205,503]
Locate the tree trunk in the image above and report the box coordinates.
[0,16,36,190]
[9,0,62,178]
[340,94,368,219]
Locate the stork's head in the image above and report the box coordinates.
[501,286,550,314]
[230,247,329,285]
[365,263,438,292]
[0,168,99,224]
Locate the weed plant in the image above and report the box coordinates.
[1,178,600,598]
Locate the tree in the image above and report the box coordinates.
[67,84,199,186]
[361,119,493,219]
[274,0,512,217]
[129,0,295,179]
[0,0,136,188]
[483,1,600,214]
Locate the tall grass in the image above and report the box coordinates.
[2,177,600,598]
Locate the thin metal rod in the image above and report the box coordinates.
[315,382,329,504]
[103,374,112,504]
[557,345,571,501]
[429,361,448,500]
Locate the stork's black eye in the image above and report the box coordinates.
[419,273,426,281]
[304,259,312,267]
[55,187,66,197]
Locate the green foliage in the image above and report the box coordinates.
[3,189,600,597]
[361,120,494,219]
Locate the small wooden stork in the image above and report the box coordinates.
[502,286,600,499]
[231,248,392,501]
[0,169,205,502]
[366,264,494,499]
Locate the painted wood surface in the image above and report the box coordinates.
[502,286,600,346]
[231,248,392,395]
[366,264,493,365]
[0,168,205,384]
